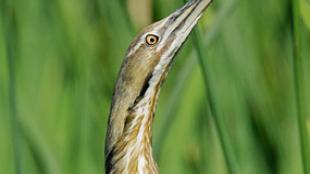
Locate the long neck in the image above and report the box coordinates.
[105,41,171,173]
[106,82,161,174]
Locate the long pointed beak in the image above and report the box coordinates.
[170,0,212,32]
[157,0,212,51]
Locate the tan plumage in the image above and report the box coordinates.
[105,0,212,173]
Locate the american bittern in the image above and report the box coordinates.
[105,0,212,173]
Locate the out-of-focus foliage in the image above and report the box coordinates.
[0,0,309,174]
[300,0,310,30]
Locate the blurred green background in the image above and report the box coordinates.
[1,0,310,173]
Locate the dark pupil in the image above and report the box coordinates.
[150,37,155,43]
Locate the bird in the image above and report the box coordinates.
[105,0,212,173]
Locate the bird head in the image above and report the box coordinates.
[123,0,212,92]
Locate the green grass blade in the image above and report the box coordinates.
[3,0,22,174]
[191,27,239,174]
[183,0,240,173]
[291,0,310,173]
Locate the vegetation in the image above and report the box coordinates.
[0,0,309,173]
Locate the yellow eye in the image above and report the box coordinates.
[145,34,159,46]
